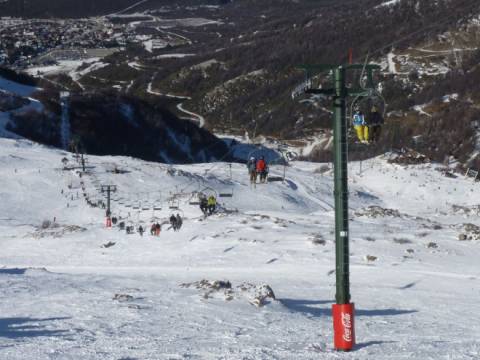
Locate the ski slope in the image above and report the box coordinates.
[0,138,479,359]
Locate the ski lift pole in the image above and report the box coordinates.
[295,63,383,352]
[101,184,117,227]
[333,66,350,305]
[330,68,356,353]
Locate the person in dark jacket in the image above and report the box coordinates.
[367,106,384,143]
[199,195,208,215]
[176,214,183,230]
[247,157,257,185]
[170,214,178,231]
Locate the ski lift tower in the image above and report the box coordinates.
[293,63,381,352]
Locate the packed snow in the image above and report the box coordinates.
[0,138,479,359]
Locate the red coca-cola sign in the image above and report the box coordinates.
[333,303,355,351]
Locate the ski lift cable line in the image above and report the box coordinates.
[353,0,480,62]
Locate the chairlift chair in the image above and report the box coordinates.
[169,198,180,210]
[219,189,234,198]
[188,191,201,205]
[267,175,284,183]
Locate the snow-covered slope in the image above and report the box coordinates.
[0,138,479,359]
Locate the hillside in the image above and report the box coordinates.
[1,0,478,168]
[0,73,229,163]
[1,137,480,358]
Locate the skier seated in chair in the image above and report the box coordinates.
[353,109,368,143]
[256,156,268,183]
[247,156,257,184]
[170,214,178,231]
[199,195,208,215]
[176,214,183,230]
[368,106,384,143]
[207,195,217,215]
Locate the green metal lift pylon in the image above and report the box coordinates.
[296,63,381,351]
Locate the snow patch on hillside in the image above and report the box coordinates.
[0,76,39,97]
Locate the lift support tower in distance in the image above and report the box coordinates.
[293,63,381,351]
[101,185,117,228]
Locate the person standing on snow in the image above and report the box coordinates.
[247,156,257,185]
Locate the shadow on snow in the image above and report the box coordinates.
[279,298,417,318]
[0,317,71,339]
[0,268,28,275]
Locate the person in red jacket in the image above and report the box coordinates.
[256,156,268,183]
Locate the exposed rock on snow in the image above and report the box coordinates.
[309,233,326,245]
[31,224,87,239]
[393,238,413,245]
[452,204,480,216]
[387,148,430,165]
[113,294,135,302]
[181,280,276,307]
[457,223,480,241]
[355,205,402,218]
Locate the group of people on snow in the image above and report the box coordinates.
[352,106,384,144]
[247,156,269,185]
[150,222,162,236]
[169,213,183,231]
[199,194,217,216]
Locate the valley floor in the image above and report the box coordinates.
[0,139,479,359]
